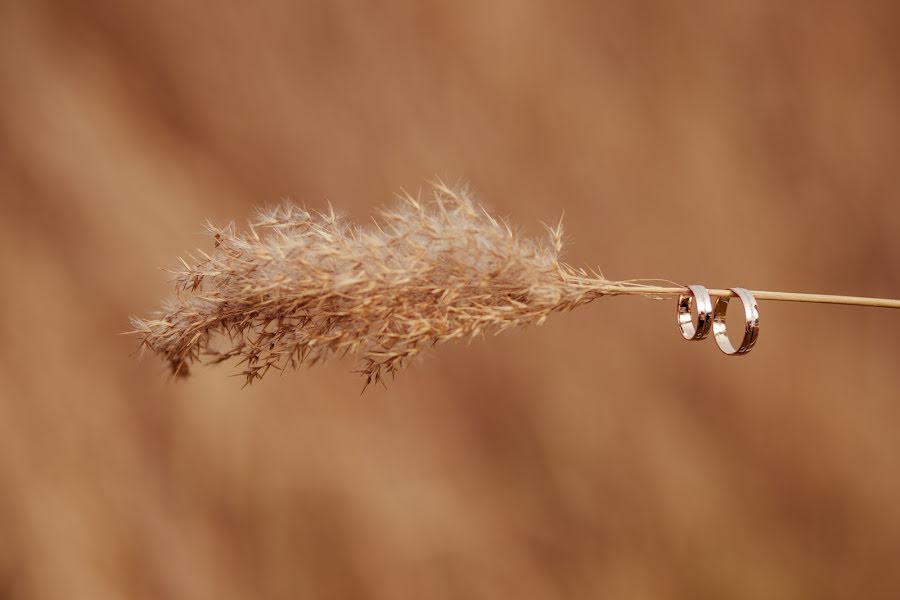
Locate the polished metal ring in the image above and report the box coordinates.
[712,287,760,355]
[676,284,713,340]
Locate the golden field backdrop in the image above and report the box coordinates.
[1,1,900,598]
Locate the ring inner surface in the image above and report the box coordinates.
[713,294,754,354]
[712,297,737,353]
[678,294,696,338]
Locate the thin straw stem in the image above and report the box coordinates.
[602,285,900,310]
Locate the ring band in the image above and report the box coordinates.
[677,284,713,340]
[712,287,760,355]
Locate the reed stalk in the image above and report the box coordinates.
[130,181,899,386]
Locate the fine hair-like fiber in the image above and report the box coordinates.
[131,182,619,387]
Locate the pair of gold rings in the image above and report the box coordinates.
[677,285,760,355]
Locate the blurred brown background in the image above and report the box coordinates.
[2,1,900,598]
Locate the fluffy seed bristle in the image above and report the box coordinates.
[130,182,618,387]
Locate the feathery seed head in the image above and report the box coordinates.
[131,182,612,387]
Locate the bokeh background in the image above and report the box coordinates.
[2,1,900,598]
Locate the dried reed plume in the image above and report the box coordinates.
[131,182,624,387]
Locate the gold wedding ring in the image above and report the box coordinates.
[712,287,760,355]
[677,284,713,340]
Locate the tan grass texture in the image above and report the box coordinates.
[132,183,615,386]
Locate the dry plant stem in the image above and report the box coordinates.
[603,285,900,309]
[132,182,900,388]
